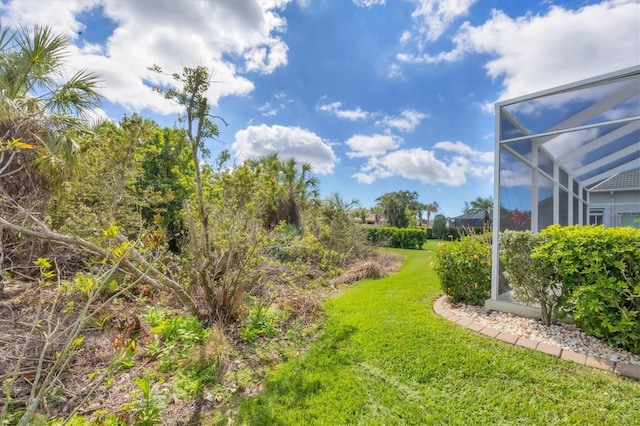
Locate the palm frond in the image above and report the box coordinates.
[47,69,102,118]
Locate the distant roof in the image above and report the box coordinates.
[452,212,486,220]
[589,168,640,192]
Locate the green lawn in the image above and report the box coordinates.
[237,242,640,425]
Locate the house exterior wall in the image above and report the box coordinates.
[589,190,640,228]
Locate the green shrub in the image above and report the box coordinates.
[365,227,427,249]
[499,230,559,325]
[432,214,447,239]
[534,225,640,352]
[240,303,282,343]
[434,236,491,305]
[571,277,640,354]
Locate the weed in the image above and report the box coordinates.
[123,374,168,426]
[240,303,282,343]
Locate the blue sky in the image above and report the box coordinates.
[1,0,638,217]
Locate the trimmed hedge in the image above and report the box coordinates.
[366,226,427,249]
[534,225,640,354]
[426,227,487,240]
[498,225,640,354]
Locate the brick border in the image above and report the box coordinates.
[433,295,640,381]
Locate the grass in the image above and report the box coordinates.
[236,241,640,425]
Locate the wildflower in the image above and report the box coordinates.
[473,254,479,260]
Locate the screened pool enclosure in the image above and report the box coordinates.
[487,66,640,316]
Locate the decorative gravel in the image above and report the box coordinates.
[443,300,640,365]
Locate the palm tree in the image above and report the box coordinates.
[465,196,493,228]
[0,24,101,187]
[322,192,359,223]
[277,157,320,227]
[248,154,319,228]
[425,201,439,226]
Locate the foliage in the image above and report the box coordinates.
[134,124,195,252]
[464,196,493,227]
[314,193,369,262]
[365,226,427,249]
[144,307,208,362]
[375,190,420,228]
[431,214,447,239]
[174,325,228,399]
[434,237,491,305]
[48,117,148,243]
[423,201,439,226]
[247,154,320,229]
[267,224,343,278]
[535,225,640,352]
[0,24,101,189]
[499,230,559,325]
[240,302,283,343]
[123,374,168,426]
[0,262,138,426]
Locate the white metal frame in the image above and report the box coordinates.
[490,66,640,304]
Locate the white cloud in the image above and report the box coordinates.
[401,1,640,103]
[346,134,402,158]
[409,0,477,43]
[353,0,386,7]
[317,102,370,121]
[257,102,278,117]
[318,101,428,132]
[387,63,404,79]
[375,109,428,132]
[354,148,465,185]
[352,140,493,185]
[232,124,337,174]
[463,1,640,101]
[434,140,493,163]
[0,0,292,114]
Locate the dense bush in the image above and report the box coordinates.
[432,214,447,239]
[499,230,559,325]
[533,225,640,353]
[434,236,491,305]
[571,277,640,354]
[366,226,427,249]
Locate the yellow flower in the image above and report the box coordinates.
[473,254,479,260]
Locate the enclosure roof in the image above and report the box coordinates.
[497,66,640,190]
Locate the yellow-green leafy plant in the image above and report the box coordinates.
[434,236,491,305]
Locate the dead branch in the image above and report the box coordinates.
[0,213,199,317]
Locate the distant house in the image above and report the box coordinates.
[364,215,388,225]
[587,168,640,228]
[450,212,489,228]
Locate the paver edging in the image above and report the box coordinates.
[433,295,640,381]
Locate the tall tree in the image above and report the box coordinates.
[464,196,493,227]
[134,121,195,251]
[248,154,319,229]
[425,201,439,226]
[0,24,101,188]
[278,157,319,228]
[375,190,420,228]
[0,24,100,285]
